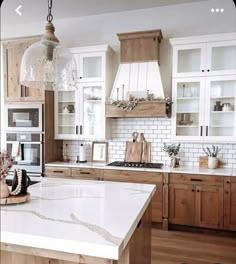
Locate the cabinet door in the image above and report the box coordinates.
[3,38,43,102]
[195,185,223,229]
[44,166,71,178]
[172,43,206,78]
[206,40,236,76]
[71,168,102,181]
[54,90,80,140]
[224,177,236,231]
[78,52,105,82]
[204,75,236,142]
[80,82,105,139]
[169,184,195,226]
[172,77,205,141]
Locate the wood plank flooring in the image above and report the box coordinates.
[151,229,236,264]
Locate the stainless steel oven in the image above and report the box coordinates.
[6,132,43,175]
[5,103,43,132]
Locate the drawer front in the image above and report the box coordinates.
[170,173,223,186]
[103,169,162,184]
[72,168,102,179]
[45,166,71,178]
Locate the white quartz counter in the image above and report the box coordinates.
[1,178,155,260]
[45,161,236,176]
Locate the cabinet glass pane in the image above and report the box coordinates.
[176,81,201,136]
[211,45,236,71]
[58,90,77,135]
[177,49,201,73]
[209,80,235,137]
[83,57,102,78]
[82,85,103,137]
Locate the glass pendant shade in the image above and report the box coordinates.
[20,21,77,91]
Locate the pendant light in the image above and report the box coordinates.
[20,0,77,91]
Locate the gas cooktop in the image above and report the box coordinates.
[107,161,163,169]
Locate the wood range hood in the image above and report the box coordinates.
[106,29,169,118]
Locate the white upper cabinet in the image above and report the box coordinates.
[171,33,236,142]
[54,45,113,140]
[171,34,236,78]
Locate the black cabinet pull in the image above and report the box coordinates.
[80,125,83,135]
[79,76,82,79]
[197,190,200,192]
[25,86,28,97]
[207,69,210,72]
[20,85,23,97]
[53,170,63,173]
[192,189,195,192]
[76,125,78,135]
[191,179,202,182]
[201,69,205,72]
[200,126,203,136]
[80,171,91,175]
[206,126,208,136]
[226,181,230,184]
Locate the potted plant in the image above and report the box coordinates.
[203,145,221,169]
[163,143,181,167]
[0,151,13,198]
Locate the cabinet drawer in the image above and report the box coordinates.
[45,166,71,178]
[103,169,162,184]
[72,168,103,179]
[170,173,223,186]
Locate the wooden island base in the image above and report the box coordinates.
[1,205,151,264]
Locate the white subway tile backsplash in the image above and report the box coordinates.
[63,117,236,168]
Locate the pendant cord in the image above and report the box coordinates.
[47,0,53,22]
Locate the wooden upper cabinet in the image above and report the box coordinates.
[195,185,223,229]
[3,36,44,102]
[169,183,195,226]
[224,177,236,231]
[117,29,163,63]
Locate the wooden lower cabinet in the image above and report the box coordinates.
[169,174,224,229]
[44,166,71,178]
[224,177,236,231]
[71,168,102,180]
[169,184,195,226]
[195,185,223,229]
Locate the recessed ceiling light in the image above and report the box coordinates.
[211,8,215,12]
[216,8,219,12]
[220,8,224,12]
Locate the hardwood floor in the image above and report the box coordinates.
[151,228,236,264]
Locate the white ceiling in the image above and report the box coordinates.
[1,0,208,26]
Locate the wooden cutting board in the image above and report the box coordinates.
[125,141,143,162]
[140,133,151,163]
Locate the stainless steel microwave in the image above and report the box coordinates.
[5,103,43,132]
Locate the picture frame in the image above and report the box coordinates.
[92,142,108,162]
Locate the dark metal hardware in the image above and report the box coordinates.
[191,179,202,182]
[80,172,91,175]
[206,126,208,136]
[201,70,205,72]
[20,85,23,97]
[53,170,63,173]
[76,125,78,135]
[207,69,210,72]
[197,190,200,192]
[80,125,83,135]
[226,181,230,184]
[79,76,82,79]
[200,126,203,136]
[192,189,195,192]
[25,86,28,97]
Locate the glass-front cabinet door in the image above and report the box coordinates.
[172,43,206,78]
[78,52,105,82]
[80,82,105,139]
[206,40,236,76]
[172,78,205,141]
[205,75,236,142]
[54,90,80,140]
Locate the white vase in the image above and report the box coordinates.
[0,179,10,198]
[208,157,218,169]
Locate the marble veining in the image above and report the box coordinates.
[1,178,155,260]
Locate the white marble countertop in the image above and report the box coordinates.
[45,161,236,176]
[1,178,155,260]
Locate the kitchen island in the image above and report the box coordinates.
[1,178,155,264]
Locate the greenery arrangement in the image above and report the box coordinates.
[107,95,172,113]
[203,145,221,157]
[163,143,181,157]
